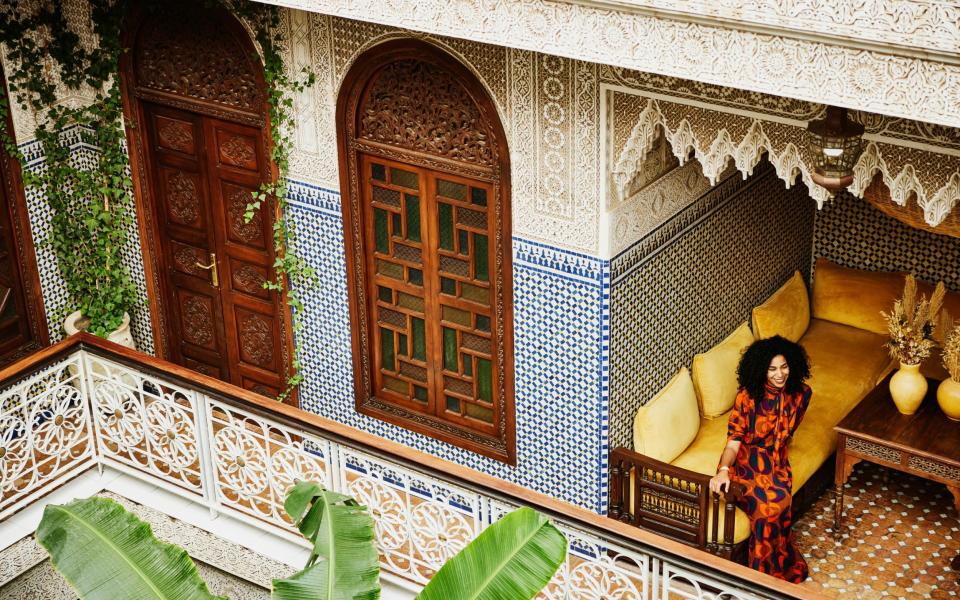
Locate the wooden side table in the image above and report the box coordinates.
[833,374,960,538]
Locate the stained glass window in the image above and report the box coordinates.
[360,154,505,443]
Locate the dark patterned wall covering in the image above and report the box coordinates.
[813,193,960,292]
[609,161,816,450]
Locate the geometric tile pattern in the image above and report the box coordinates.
[287,179,610,511]
[609,161,816,451]
[814,192,960,292]
[794,462,959,599]
[18,131,154,352]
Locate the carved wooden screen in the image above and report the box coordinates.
[338,41,515,463]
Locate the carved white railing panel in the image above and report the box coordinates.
[339,448,483,584]
[86,355,206,498]
[0,355,93,520]
[489,499,649,600]
[1,347,784,598]
[205,398,332,532]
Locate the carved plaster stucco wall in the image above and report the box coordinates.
[278,11,602,254]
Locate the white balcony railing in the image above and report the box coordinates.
[0,335,807,599]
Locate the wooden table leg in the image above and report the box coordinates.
[947,485,960,513]
[833,440,846,538]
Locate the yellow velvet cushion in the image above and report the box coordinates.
[811,258,906,335]
[692,323,754,418]
[633,367,700,463]
[751,272,810,342]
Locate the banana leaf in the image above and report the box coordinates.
[416,507,566,600]
[36,497,224,600]
[272,481,380,600]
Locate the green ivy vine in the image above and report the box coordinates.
[0,0,316,399]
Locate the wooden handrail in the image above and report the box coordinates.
[6,333,824,599]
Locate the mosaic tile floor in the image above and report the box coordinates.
[793,461,959,598]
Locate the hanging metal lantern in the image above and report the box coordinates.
[806,106,865,192]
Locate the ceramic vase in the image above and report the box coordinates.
[63,310,136,349]
[889,361,927,415]
[937,378,960,421]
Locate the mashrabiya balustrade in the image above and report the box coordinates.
[0,336,796,599]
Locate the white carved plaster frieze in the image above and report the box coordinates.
[577,0,960,56]
[261,0,960,129]
[610,92,960,239]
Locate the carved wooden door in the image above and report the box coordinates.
[143,102,285,396]
[0,166,43,364]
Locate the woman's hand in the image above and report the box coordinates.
[709,470,731,494]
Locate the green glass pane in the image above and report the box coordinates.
[414,385,428,402]
[476,315,490,332]
[442,305,472,327]
[439,203,454,250]
[377,285,393,303]
[443,327,457,371]
[376,259,404,280]
[412,318,425,361]
[471,187,487,206]
[466,403,493,423]
[405,195,421,242]
[462,353,473,376]
[408,268,423,286]
[461,282,489,305]
[441,277,456,295]
[391,167,419,190]
[438,179,467,200]
[374,208,389,253]
[398,333,408,356]
[477,358,492,402]
[392,212,402,237]
[383,376,407,394]
[380,327,395,371]
[397,292,424,312]
[371,163,386,181]
[458,229,469,255]
[446,395,461,413]
[473,233,488,282]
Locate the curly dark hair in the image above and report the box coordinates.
[737,335,811,402]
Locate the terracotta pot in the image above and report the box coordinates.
[889,361,927,415]
[937,378,960,421]
[63,310,136,349]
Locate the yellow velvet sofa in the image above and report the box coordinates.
[608,259,957,557]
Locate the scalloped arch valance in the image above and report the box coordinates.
[612,98,960,237]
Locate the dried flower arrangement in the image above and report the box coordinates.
[940,311,960,382]
[881,275,946,365]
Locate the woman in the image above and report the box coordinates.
[709,335,812,583]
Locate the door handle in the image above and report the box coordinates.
[195,252,219,288]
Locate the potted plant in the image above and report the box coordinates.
[0,3,138,348]
[937,311,960,420]
[882,275,945,415]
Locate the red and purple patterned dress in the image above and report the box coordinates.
[726,381,811,582]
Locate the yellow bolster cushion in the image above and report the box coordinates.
[812,258,906,335]
[633,367,700,463]
[751,271,810,342]
[692,322,754,418]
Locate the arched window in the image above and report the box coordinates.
[337,40,515,463]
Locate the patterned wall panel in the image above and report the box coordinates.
[813,193,960,292]
[277,11,602,255]
[18,135,154,352]
[608,162,815,450]
[287,180,609,511]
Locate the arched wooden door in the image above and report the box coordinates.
[120,3,294,401]
[0,67,48,365]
